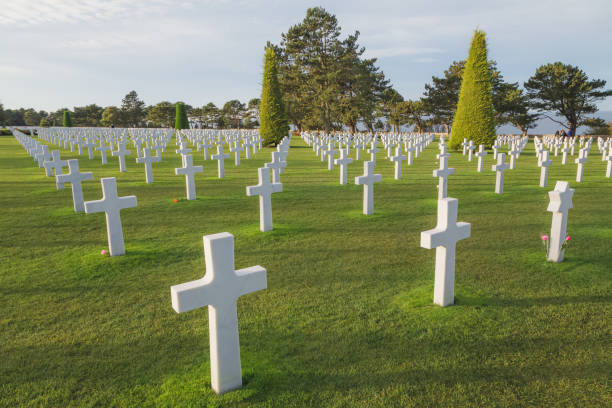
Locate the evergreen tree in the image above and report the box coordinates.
[260,47,288,146]
[174,102,189,129]
[62,110,73,127]
[525,62,612,136]
[450,30,496,149]
[120,90,146,127]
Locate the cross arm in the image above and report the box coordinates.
[171,277,215,313]
[84,199,109,214]
[234,266,267,297]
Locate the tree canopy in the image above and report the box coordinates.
[524,62,612,135]
[259,47,288,146]
[450,30,496,149]
[272,7,388,132]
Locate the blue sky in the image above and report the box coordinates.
[1,0,611,113]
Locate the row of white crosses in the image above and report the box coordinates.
[170,133,287,393]
[38,127,272,198]
[14,130,137,256]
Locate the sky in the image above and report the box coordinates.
[1,0,611,115]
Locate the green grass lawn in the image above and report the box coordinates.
[1,133,610,407]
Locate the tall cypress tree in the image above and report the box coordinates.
[260,47,288,146]
[174,102,189,129]
[62,111,73,127]
[450,30,496,149]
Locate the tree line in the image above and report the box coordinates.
[2,7,610,135]
[0,91,262,129]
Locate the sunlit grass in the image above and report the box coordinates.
[0,134,610,407]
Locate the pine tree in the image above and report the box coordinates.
[174,102,189,129]
[260,47,288,146]
[449,30,496,149]
[62,111,73,127]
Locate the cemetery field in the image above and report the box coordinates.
[1,134,611,407]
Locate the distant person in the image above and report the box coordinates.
[560,129,567,137]
[567,129,573,137]
[555,130,560,137]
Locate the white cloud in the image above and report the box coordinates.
[0,0,178,25]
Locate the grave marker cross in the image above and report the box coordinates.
[84,177,137,256]
[212,145,230,178]
[56,159,93,212]
[334,148,353,185]
[136,147,161,184]
[546,181,574,262]
[112,142,131,172]
[43,150,68,188]
[420,198,470,307]
[175,154,203,200]
[355,161,382,215]
[491,152,509,194]
[246,167,282,231]
[170,233,267,394]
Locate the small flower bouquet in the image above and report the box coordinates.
[541,234,571,258]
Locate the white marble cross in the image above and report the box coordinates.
[475,145,487,172]
[212,145,230,178]
[355,161,382,215]
[176,142,192,167]
[406,141,415,165]
[434,145,454,200]
[96,140,112,165]
[492,142,500,161]
[230,142,244,166]
[84,177,137,256]
[509,146,520,170]
[390,146,407,180]
[420,197,470,307]
[491,152,509,194]
[199,139,214,160]
[575,148,587,182]
[367,142,380,164]
[175,154,203,200]
[606,146,612,178]
[334,148,353,185]
[36,144,51,168]
[326,143,338,171]
[136,147,161,184]
[112,142,131,172]
[354,140,363,160]
[538,150,552,187]
[43,150,67,188]
[83,138,96,160]
[246,167,282,231]
[467,141,476,162]
[170,232,267,394]
[264,151,286,184]
[462,138,469,155]
[151,141,163,157]
[561,142,569,165]
[546,181,574,262]
[133,139,143,158]
[56,159,93,212]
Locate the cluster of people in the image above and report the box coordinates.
[554,129,574,138]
